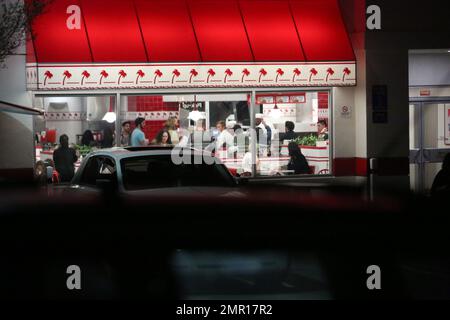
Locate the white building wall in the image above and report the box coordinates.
[354,46,368,160]
[0,44,35,171]
[333,87,356,158]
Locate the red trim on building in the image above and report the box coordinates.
[333,157,409,177]
[333,157,367,177]
[355,158,368,176]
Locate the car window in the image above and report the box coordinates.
[80,156,117,186]
[121,155,233,191]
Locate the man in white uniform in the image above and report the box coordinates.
[215,120,235,158]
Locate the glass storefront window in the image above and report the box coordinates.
[252,91,331,177]
[34,90,331,182]
[120,90,331,178]
[121,93,251,177]
[34,95,117,180]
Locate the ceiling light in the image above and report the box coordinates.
[271,104,282,119]
[102,111,116,123]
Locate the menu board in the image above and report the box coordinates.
[256,93,305,104]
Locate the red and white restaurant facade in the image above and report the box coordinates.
[25,0,365,179]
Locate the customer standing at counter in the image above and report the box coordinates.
[53,134,78,182]
[287,142,310,175]
[131,117,148,147]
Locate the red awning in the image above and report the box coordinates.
[29,0,354,63]
[27,0,356,90]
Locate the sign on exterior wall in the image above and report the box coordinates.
[26,62,356,91]
[340,105,352,118]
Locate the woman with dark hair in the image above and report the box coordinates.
[287,142,310,175]
[81,130,95,147]
[153,129,172,146]
[431,153,450,197]
[101,126,114,148]
[53,134,78,182]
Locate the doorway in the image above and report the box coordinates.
[409,101,450,193]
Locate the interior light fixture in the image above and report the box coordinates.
[188,95,203,122]
[271,104,282,119]
[102,104,116,123]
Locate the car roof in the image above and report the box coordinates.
[88,146,214,161]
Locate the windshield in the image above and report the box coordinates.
[120,155,235,191]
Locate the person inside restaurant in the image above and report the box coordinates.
[131,117,148,147]
[152,129,172,146]
[255,113,269,157]
[317,120,329,141]
[81,130,96,147]
[241,143,260,177]
[164,116,180,145]
[53,134,78,183]
[279,121,297,142]
[287,142,310,175]
[215,120,235,158]
[120,121,131,147]
[101,126,114,148]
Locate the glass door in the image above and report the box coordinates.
[409,102,450,194]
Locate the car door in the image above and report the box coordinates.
[76,155,118,193]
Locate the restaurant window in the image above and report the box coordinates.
[252,91,331,177]
[34,95,117,176]
[119,91,330,178]
[121,93,251,176]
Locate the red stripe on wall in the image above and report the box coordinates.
[333,157,367,176]
[333,157,358,176]
[334,157,409,177]
[355,157,368,176]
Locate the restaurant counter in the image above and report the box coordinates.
[221,145,330,176]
